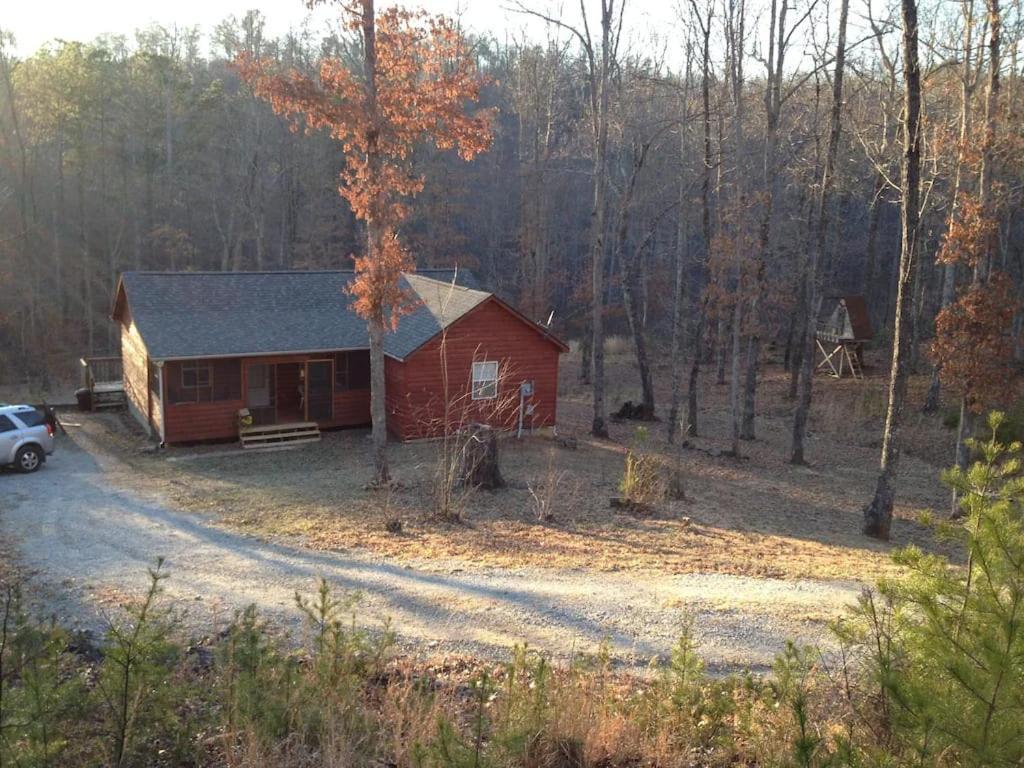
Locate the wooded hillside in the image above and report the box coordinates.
[0,1,1021,408]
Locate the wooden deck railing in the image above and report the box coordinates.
[81,356,123,389]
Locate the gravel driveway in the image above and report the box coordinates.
[1,432,863,673]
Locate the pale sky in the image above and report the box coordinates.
[4,0,686,59]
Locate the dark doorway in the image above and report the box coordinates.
[275,363,304,423]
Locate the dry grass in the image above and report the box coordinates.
[68,348,961,583]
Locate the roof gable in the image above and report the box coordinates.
[384,274,492,359]
[821,295,874,342]
[401,293,570,360]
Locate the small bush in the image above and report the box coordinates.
[603,335,631,357]
[619,451,664,506]
[527,447,570,522]
[618,427,666,508]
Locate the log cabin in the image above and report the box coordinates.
[111,270,567,445]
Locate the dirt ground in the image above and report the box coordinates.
[57,348,958,583]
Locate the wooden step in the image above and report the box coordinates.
[239,421,321,449]
[240,420,317,435]
[241,436,321,449]
[93,390,127,408]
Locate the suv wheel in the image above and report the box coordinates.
[15,445,42,473]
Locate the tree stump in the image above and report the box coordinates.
[458,424,505,490]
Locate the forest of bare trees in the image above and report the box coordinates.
[1,1,1022,490]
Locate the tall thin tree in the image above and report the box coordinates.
[790,0,850,465]
[863,0,923,539]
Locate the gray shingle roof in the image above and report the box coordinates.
[117,269,486,361]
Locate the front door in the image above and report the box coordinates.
[246,363,275,425]
[305,360,333,422]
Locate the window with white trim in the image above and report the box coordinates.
[471,361,499,400]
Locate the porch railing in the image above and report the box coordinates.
[81,356,123,390]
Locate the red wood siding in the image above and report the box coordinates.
[161,352,370,444]
[165,398,244,443]
[385,297,562,440]
[334,389,371,425]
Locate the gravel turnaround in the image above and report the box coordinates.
[1,434,863,673]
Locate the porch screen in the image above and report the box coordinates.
[167,359,242,404]
[307,360,333,421]
[334,350,371,391]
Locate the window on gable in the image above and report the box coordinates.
[471,361,499,400]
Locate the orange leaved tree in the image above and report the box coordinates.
[236,0,493,483]
[931,271,1018,513]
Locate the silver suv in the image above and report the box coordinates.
[0,405,56,473]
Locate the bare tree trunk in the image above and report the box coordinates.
[368,314,389,483]
[686,309,705,437]
[740,336,759,438]
[976,0,1000,284]
[667,173,689,442]
[863,0,922,540]
[579,327,592,384]
[616,141,654,420]
[667,286,687,429]
[741,0,788,441]
[667,49,694,443]
[791,0,849,465]
[787,325,804,398]
[361,0,390,485]
[589,172,608,437]
[724,0,746,451]
[685,3,714,438]
[728,297,743,455]
[588,2,615,439]
[715,317,728,384]
[622,274,655,419]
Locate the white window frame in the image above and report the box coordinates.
[471,361,499,400]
